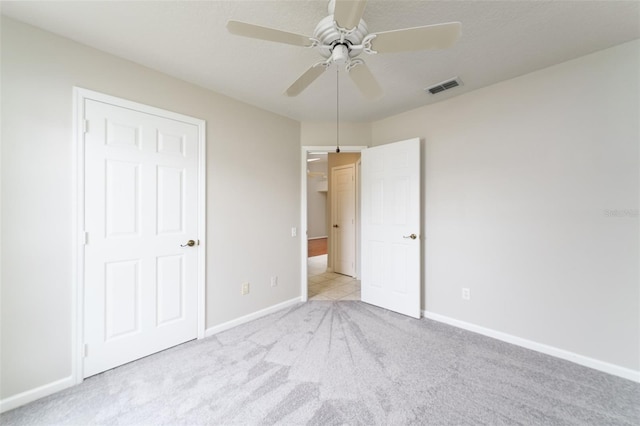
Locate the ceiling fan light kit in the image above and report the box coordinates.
[226,0,461,100]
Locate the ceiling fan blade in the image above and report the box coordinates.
[370,22,461,53]
[284,65,327,97]
[227,20,312,47]
[348,62,382,100]
[333,0,367,30]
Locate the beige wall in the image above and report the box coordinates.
[372,40,640,371]
[1,17,300,400]
[307,160,328,239]
[301,121,371,147]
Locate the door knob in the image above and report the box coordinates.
[403,234,417,240]
[333,224,339,228]
[181,240,196,247]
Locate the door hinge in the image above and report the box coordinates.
[82,231,88,245]
[83,119,89,134]
[84,344,89,358]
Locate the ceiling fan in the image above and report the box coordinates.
[227,0,461,100]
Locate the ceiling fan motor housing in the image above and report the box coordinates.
[313,15,369,60]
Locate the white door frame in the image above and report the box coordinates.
[72,87,207,384]
[355,159,361,279]
[300,146,367,301]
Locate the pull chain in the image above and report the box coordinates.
[336,65,340,153]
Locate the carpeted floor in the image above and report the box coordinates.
[2,301,639,425]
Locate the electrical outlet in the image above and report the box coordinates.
[270,276,278,287]
[462,288,471,300]
[241,282,250,295]
[291,227,297,237]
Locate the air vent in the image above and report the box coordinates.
[425,77,463,95]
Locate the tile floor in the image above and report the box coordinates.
[307,254,361,301]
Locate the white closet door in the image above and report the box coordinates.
[83,99,200,377]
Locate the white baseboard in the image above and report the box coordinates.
[0,375,74,414]
[422,310,640,383]
[205,297,301,337]
[307,236,328,240]
[2,299,301,413]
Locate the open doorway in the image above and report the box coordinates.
[306,150,330,297]
[302,147,365,301]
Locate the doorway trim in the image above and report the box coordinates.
[72,87,207,385]
[300,145,367,301]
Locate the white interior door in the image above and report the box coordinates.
[83,99,200,377]
[361,138,421,318]
[332,164,356,277]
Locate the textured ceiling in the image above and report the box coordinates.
[2,1,639,122]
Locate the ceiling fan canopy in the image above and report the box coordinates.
[227,0,461,100]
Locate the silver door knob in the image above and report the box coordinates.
[181,240,196,247]
[403,234,417,240]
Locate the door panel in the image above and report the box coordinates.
[105,260,140,340]
[84,99,199,377]
[157,166,185,234]
[105,160,140,237]
[157,131,186,156]
[361,138,421,318]
[106,120,140,149]
[156,254,185,325]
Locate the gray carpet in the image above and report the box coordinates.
[2,301,639,425]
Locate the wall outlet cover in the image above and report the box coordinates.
[462,288,471,300]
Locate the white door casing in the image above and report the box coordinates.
[355,159,361,280]
[77,90,205,378]
[331,164,356,277]
[299,146,367,302]
[361,138,421,318]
